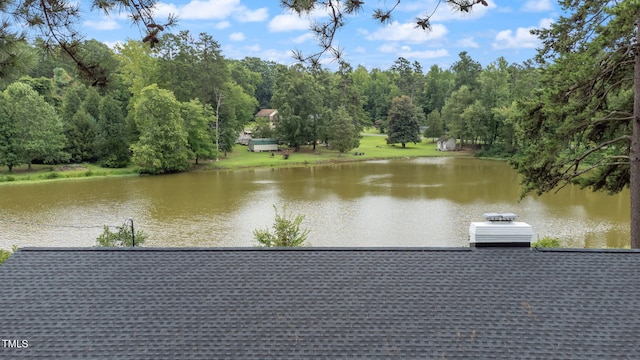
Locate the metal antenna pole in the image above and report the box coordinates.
[125,217,135,247]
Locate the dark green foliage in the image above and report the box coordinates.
[96,95,130,168]
[272,65,324,151]
[386,95,422,148]
[64,109,98,163]
[511,0,636,196]
[328,106,360,153]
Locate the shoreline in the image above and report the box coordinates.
[0,136,475,186]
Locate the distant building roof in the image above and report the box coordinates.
[2,247,640,358]
[255,109,278,117]
[248,138,278,145]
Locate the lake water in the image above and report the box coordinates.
[0,157,631,249]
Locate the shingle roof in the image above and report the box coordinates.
[1,247,640,359]
[255,109,277,117]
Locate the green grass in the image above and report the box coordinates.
[0,163,138,185]
[0,134,468,184]
[206,134,462,170]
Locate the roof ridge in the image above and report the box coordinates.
[17,246,473,252]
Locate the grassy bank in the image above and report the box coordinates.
[0,163,138,185]
[207,135,461,170]
[0,135,466,184]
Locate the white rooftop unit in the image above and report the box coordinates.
[469,213,533,248]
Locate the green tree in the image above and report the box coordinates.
[387,95,422,148]
[390,57,424,103]
[509,0,640,247]
[0,82,68,170]
[96,223,148,247]
[421,65,454,115]
[424,109,444,139]
[130,84,191,174]
[254,205,310,247]
[272,65,323,151]
[328,106,360,153]
[181,99,216,164]
[95,95,130,168]
[65,109,98,162]
[252,117,274,139]
[240,57,284,109]
[451,51,482,91]
[363,69,399,131]
[3,0,174,86]
[441,85,475,147]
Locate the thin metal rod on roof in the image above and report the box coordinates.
[123,218,135,247]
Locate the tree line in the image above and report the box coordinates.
[0,34,539,175]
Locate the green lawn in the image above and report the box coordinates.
[0,134,465,184]
[0,163,138,184]
[207,134,459,170]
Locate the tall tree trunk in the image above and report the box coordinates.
[631,10,640,248]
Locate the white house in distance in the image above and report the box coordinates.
[248,138,279,152]
[437,136,456,151]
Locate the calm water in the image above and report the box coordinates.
[0,158,631,249]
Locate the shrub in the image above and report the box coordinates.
[254,205,310,247]
[0,245,18,265]
[532,236,561,248]
[96,223,148,247]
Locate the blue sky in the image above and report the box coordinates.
[80,0,560,70]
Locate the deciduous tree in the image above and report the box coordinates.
[387,95,422,148]
[130,84,191,174]
[0,82,68,170]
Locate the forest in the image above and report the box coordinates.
[0,32,538,174]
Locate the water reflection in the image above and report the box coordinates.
[0,158,630,249]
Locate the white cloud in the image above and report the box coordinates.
[214,21,231,29]
[180,0,239,20]
[268,13,311,32]
[229,32,245,41]
[377,43,400,53]
[155,0,267,22]
[538,17,554,29]
[237,7,269,22]
[492,18,551,49]
[291,33,314,44]
[492,28,538,49]
[456,37,479,48]
[399,49,449,59]
[152,2,180,19]
[366,22,447,43]
[522,0,553,12]
[430,0,496,22]
[83,19,120,31]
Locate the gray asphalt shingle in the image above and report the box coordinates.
[1,247,639,359]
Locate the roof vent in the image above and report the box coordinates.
[469,213,533,248]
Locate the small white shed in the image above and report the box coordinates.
[437,136,456,151]
[248,138,279,152]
